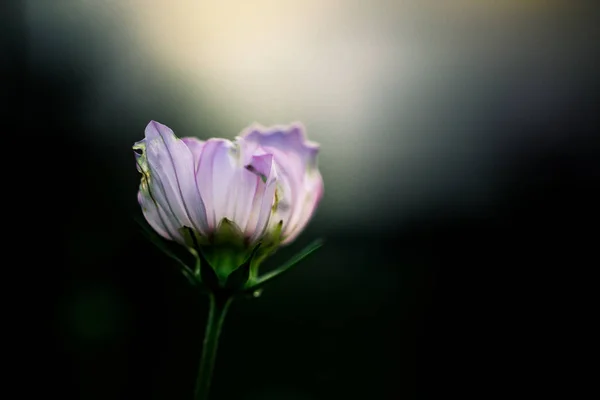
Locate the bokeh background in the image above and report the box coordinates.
[6,1,598,399]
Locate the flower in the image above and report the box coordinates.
[134,120,323,281]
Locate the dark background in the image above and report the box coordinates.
[5,1,598,399]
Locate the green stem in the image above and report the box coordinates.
[195,293,232,400]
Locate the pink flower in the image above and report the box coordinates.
[134,121,323,270]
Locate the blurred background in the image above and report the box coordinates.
[5,0,599,399]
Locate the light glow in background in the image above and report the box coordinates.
[26,0,584,233]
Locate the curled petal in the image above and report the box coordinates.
[241,123,323,243]
[241,123,319,170]
[135,121,209,242]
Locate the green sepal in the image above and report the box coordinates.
[198,247,220,292]
[244,238,324,293]
[179,226,219,291]
[224,244,262,292]
[181,219,259,287]
[138,214,323,297]
[201,218,257,284]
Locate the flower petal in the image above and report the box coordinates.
[195,139,233,231]
[241,122,319,171]
[228,143,261,232]
[246,153,278,243]
[241,123,322,243]
[137,190,184,242]
[210,141,240,226]
[142,121,209,237]
[279,171,324,244]
[181,137,205,169]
